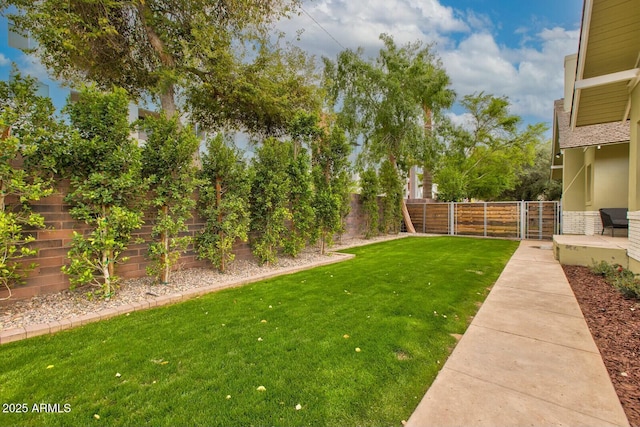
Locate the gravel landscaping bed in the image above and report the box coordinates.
[1,234,407,331]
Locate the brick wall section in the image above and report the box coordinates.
[343,193,366,238]
[1,187,370,300]
[585,211,602,236]
[562,211,586,234]
[0,182,247,300]
[627,211,640,262]
[562,210,603,235]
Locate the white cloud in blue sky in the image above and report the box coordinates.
[278,0,582,129]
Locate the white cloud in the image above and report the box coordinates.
[278,0,580,124]
[446,111,475,131]
[280,0,468,59]
[0,53,10,67]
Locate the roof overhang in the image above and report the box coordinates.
[571,0,640,128]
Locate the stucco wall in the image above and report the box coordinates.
[627,76,640,270]
[562,147,585,211]
[594,143,629,209]
[630,84,640,211]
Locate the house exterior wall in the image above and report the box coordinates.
[629,84,640,211]
[562,148,585,211]
[628,210,640,274]
[594,143,629,209]
[561,142,628,236]
[627,79,640,272]
[563,54,577,112]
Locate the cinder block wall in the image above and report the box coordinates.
[2,187,371,300]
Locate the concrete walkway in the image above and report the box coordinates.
[406,240,630,427]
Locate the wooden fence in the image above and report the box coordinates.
[405,201,561,240]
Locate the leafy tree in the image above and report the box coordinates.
[289,110,322,157]
[409,110,452,199]
[379,160,403,233]
[0,74,62,299]
[312,123,352,254]
[60,86,145,297]
[283,150,315,257]
[140,115,199,284]
[197,134,250,272]
[434,92,543,201]
[359,168,380,238]
[249,138,291,265]
[499,142,562,201]
[188,43,323,136]
[324,33,453,231]
[2,0,315,133]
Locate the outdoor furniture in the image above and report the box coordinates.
[599,208,628,237]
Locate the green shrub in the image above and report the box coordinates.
[197,135,250,272]
[312,124,352,253]
[140,115,200,284]
[378,160,402,234]
[284,150,315,257]
[249,138,292,265]
[590,260,640,300]
[0,73,62,299]
[60,86,146,297]
[359,168,380,238]
[589,260,615,279]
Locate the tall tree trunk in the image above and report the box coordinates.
[160,86,177,119]
[389,154,416,233]
[422,105,433,199]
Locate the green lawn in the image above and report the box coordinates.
[0,237,518,426]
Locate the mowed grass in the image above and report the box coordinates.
[0,237,518,426]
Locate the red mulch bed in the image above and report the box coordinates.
[563,265,640,427]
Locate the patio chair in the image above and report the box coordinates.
[599,208,628,237]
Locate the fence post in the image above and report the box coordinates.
[448,202,455,236]
[538,202,543,240]
[483,202,487,237]
[422,203,426,233]
[520,201,526,240]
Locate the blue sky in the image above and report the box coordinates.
[1,0,584,134]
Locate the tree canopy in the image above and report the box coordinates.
[434,92,545,201]
[2,0,319,134]
[324,33,454,230]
